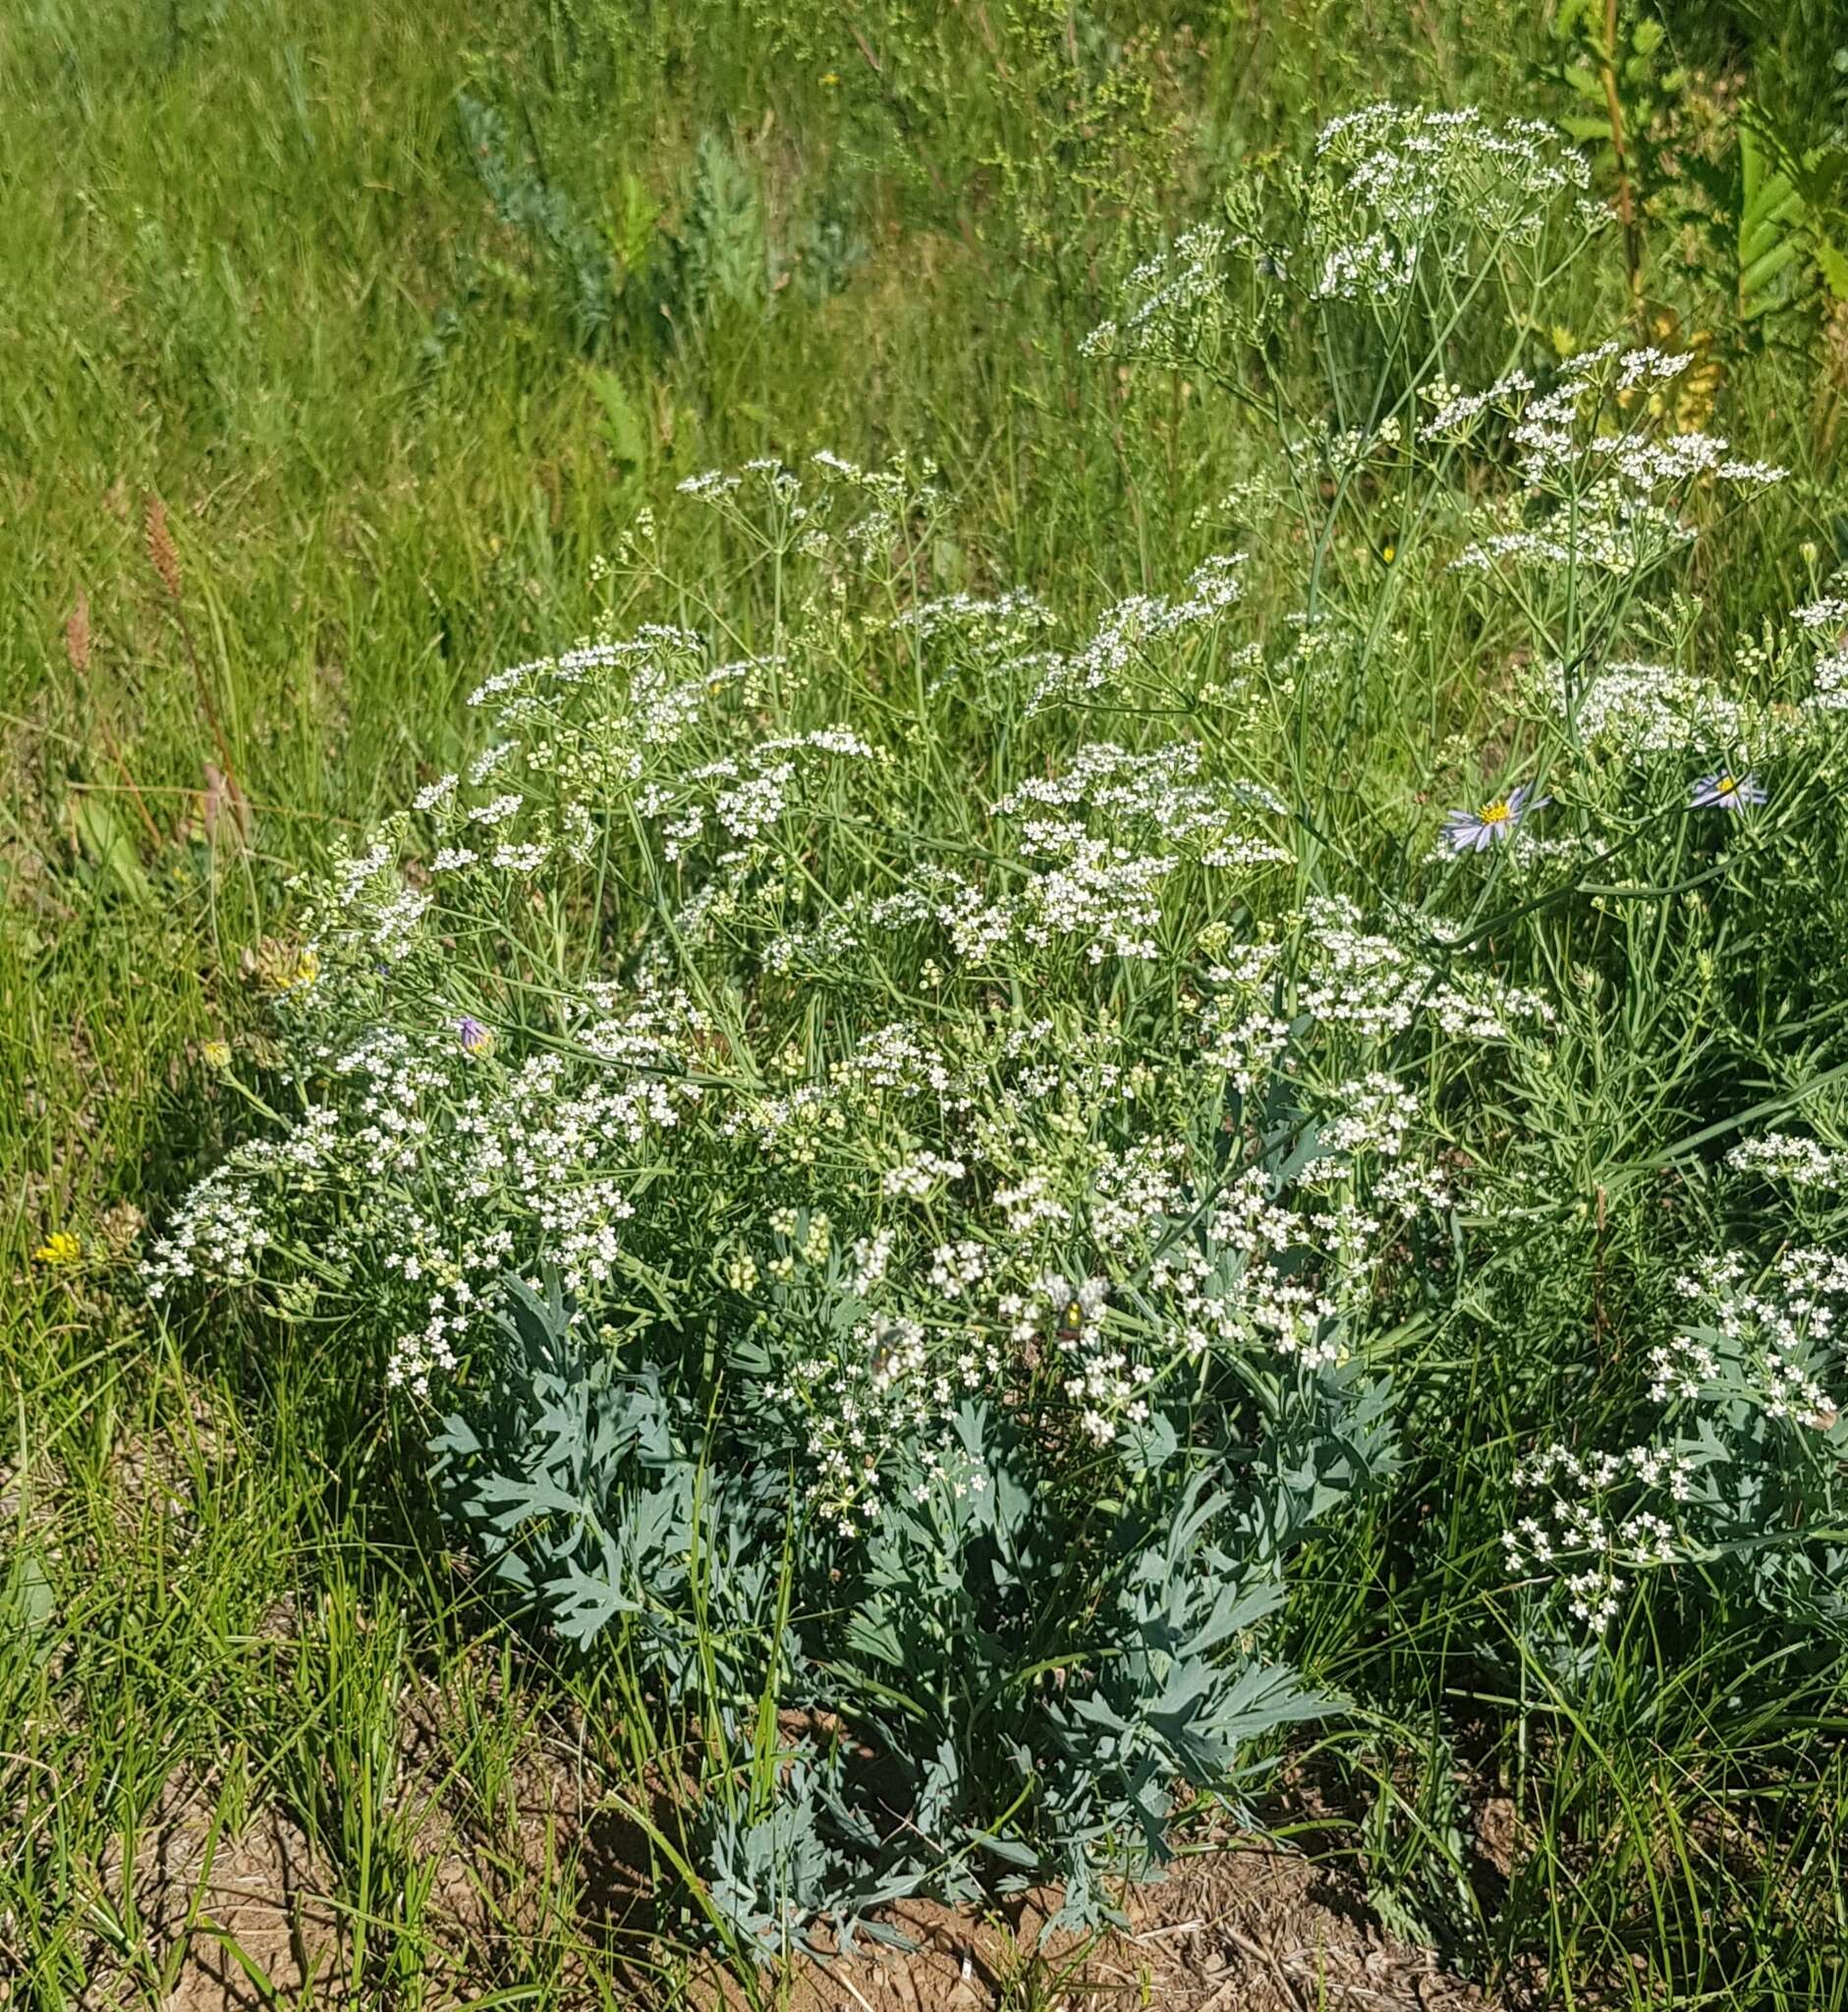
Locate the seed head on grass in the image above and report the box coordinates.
[144,493,183,600]
[142,491,252,841]
[66,590,90,675]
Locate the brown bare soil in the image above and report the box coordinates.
[73,1755,1492,2012]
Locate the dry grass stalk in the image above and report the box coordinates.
[142,492,252,844]
[64,586,164,852]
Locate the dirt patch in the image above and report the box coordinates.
[78,1784,343,2012]
[59,1660,1490,2011]
[62,1679,588,2008]
[71,1769,1491,2010]
[774,1847,1489,2012]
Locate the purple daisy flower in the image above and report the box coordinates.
[457,1014,493,1056]
[1441,782,1547,854]
[1690,770,1765,812]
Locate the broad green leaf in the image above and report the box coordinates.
[590,368,647,467]
[68,793,148,900]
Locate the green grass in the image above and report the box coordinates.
[6,0,1848,2004]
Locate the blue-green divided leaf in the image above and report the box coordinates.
[1184,1574,1284,1661]
[969,1827,1040,1869]
[1070,1690,1132,1736]
[1147,1659,1328,1787]
[551,1557,643,1646]
[842,1609,906,1668]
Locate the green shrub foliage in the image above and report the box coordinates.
[148,101,1848,1952]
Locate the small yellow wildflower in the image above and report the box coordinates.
[202,1038,232,1070]
[33,1231,83,1269]
[820,70,839,86]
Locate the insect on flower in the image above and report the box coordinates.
[252,940,320,992]
[1442,783,1548,854]
[1690,770,1766,812]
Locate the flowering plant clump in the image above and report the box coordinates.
[147,100,1848,1950]
[149,436,1526,1935]
[1503,1239,1848,1647]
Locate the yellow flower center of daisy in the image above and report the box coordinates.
[1477,798,1513,824]
[1714,775,1736,795]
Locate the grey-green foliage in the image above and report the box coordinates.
[703,1748,926,1961]
[454,95,861,361]
[430,1273,1393,1944]
[429,1273,788,1680]
[457,89,629,353]
[676,132,866,318]
[1632,1291,1848,1639]
[679,132,770,316]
